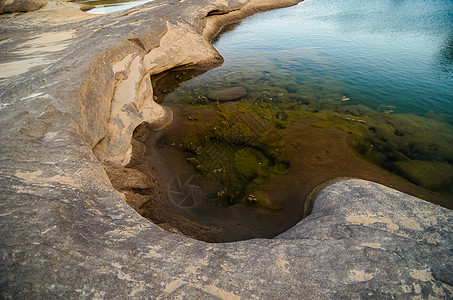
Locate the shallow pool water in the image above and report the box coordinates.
[146,0,453,241]
[185,0,453,115]
[75,0,154,14]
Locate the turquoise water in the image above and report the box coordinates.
[175,0,453,116]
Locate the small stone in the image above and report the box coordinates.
[207,86,247,102]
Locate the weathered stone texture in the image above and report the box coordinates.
[0,0,451,299]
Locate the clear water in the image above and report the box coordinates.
[147,0,453,241]
[182,0,453,116]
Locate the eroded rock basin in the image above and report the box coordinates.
[120,0,453,242]
[136,96,452,242]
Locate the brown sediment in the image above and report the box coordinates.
[104,161,225,242]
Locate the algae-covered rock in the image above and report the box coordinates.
[0,0,47,14]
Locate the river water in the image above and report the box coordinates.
[178,0,453,115]
[139,0,453,241]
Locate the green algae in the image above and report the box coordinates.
[180,103,288,209]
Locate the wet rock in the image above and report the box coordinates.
[207,86,247,102]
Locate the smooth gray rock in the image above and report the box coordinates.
[207,86,248,102]
[1,173,452,298]
[0,0,452,299]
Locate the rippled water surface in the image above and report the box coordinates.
[148,0,453,241]
[197,0,453,115]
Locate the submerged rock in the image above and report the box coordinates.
[207,86,247,102]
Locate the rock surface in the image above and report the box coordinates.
[207,86,248,102]
[0,0,452,299]
[0,0,47,14]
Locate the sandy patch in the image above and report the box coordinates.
[0,30,75,78]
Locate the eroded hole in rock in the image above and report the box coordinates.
[105,0,453,242]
